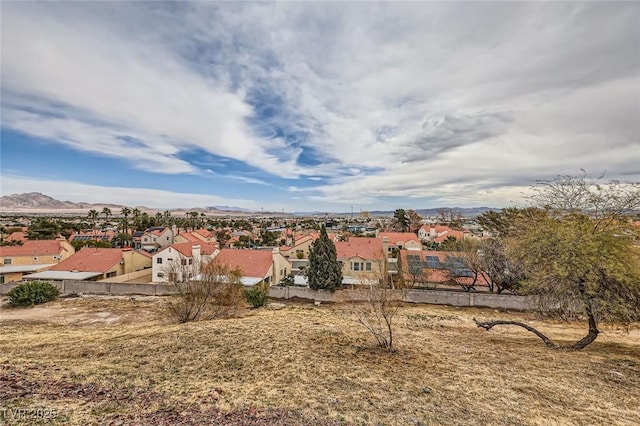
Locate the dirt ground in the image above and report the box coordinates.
[1,296,639,425]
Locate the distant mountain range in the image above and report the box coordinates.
[0,192,497,217]
[0,192,124,210]
[0,192,249,215]
[294,207,497,218]
[375,207,496,217]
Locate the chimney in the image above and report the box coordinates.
[382,236,389,257]
[192,244,201,259]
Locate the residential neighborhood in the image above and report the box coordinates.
[0,205,490,292]
[1,1,639,423]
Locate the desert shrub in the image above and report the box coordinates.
[245,284,269,308]
[163,260,245,323]
[8,281,60,307]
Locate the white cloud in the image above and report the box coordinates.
[1,3,303,178]
[2,2,639,208]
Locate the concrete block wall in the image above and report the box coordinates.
[1,280,534,311]
[268,286,536,311]
[0,280,176,297]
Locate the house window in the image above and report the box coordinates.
[33,257,38,261]
[351,262,362,271]
[0,275,4,284]
[181,259,187,266]
[156,258,163,264]
[106,271,117,278]
[157,272,164,278]
[365,262,372,271]
[188,259,193,265]
[167,258,173,262]
[167,236,170,241]
[3,259,11,265]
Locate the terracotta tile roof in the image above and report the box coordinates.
[49,247,126,272]
[177,232,201,242]
[151,229,166,237]
[335,238,385,260]
[378,232,421,244]
[211,249,273,278]
[433,230,466,243]
[295,235,316,245]
[193,228,212,238]
[398,250,489,287]
[0,240,68,257]
[167,242,218,257]
[5,231,27,242]
[420,225,454,233]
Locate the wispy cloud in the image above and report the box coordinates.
[1,2,639,209]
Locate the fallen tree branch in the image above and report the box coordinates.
[473,317,601,350]
[474,318,557,348]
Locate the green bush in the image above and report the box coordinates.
[278,274,295,287]
[245,285,268,308]
[8,281,60,307]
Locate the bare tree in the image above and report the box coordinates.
[437,208,463,229]
[400,251,432,289]
[346,266,408,352]
[163,257,245,323]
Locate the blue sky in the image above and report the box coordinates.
[1,2,639,212]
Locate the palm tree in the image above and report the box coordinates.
[87,209,99,231]
[102,207,112,224]
[132,208,141,231]
[155,212,163,226]
[121,207,131,235]
[189,211,199,231]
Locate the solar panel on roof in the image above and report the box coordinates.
[425,255,440,268]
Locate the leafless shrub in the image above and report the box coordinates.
[344,269,408,352]
[163,258,245,323]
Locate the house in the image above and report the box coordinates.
[140,227,175,251]
[4,231,27,244]
[417,225,471,244]
[173,228,215,244]
[334,237,387,284]
[24,247,152,281]
[208,248,292,286]
[279,235,316,259]
[398,250,490,290]
[152,242,218,283]
[378,232,422,256]
[0,240,74,283]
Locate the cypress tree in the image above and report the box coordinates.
[307,225,343,291]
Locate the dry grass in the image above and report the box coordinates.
[1,296,639,425]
